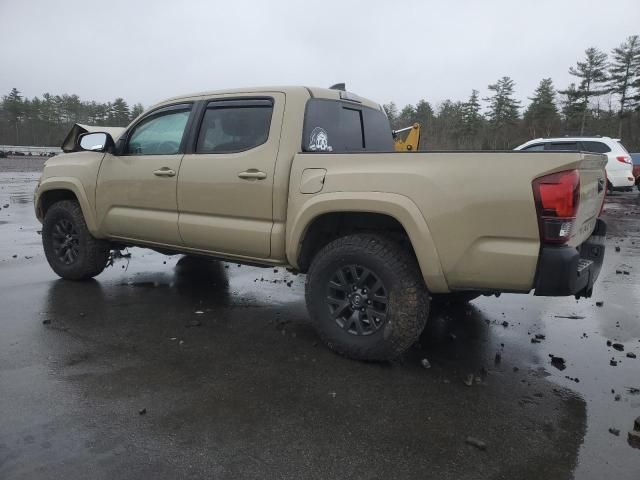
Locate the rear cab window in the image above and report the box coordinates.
[302,99,394,153]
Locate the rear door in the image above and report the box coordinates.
[177,94,285,258]
[96,104,193,245]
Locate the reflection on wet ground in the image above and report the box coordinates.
[0,168,638,479]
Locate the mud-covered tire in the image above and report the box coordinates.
[42,200,110,280]
[305,234,429,361]
[431,292,481,305]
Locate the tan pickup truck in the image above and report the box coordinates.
[35,86,607,360]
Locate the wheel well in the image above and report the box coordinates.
[297,212,415,272]
[38,189,78,218]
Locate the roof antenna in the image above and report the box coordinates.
[329,83,346,91]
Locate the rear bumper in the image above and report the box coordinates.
[533,219,606,298]
[608,169,635,188]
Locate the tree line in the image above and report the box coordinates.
[1,35,640,151]
[0,91,144,147]
[384,36,640,151]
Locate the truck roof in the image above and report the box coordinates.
[154,86,383,111]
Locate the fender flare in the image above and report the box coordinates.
[286,191,449,293]
[35,177,99,234]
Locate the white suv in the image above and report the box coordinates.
[515,137,634,192]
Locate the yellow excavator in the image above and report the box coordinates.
[393,123,421,151]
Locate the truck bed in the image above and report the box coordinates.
[287,151,606,293]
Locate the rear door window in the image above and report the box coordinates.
[196,99,273,154]
[545,142,579,151]
[580,141,611,153]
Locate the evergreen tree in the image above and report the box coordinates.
[484,77,520,148]
[524,78,560,137]
[130,103,145,121]
[398,104,417,127]
[560,83,584,134]
[608,35,640,137]
[461,89,483,146]
[3,88,24,144]
[566,47,609,134]
[110,98,131,126]
[383,102,398,129]
[414,100,434,148]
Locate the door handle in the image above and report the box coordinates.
[238,170,267,180]
[153,168,176,177]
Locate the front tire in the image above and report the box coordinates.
[42,200,110,280]
[305,234,429,361]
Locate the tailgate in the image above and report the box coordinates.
[570,153,607,247]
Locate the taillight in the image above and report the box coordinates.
[532,169,580,244]
[616,155,631,164]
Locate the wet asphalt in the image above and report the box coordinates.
[0,158,639,479]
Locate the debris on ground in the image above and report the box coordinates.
[612,343,624,351]
[463,374,474,387]
[615,246,621,252]
[420,358,431,369]
[608,427,620,436]
[554,314,585,320]
[42,319,51,325]
[139,408,147,415]
[629,417,640,449]
[534,334,546,340]
[494,352,501,365]
[501,321,509,328]
[595,301,604,307]
[194,310,204,314]
[549,355,566,370]
[610,359,618,367]
[465,436,487,451]
[186,320,202,327]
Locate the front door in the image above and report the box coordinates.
[96,104,193,246]
[178,94,284,259]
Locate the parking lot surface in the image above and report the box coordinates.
[1,159,639,479]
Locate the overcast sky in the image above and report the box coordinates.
[1,0,638,110]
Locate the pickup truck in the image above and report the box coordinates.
[34,86,607,361]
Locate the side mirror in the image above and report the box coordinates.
[78,132,114,153]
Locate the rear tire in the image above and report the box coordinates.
[42,200,110,280]
[305,233,429,361]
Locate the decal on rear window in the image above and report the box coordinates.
[308,127,333,152]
